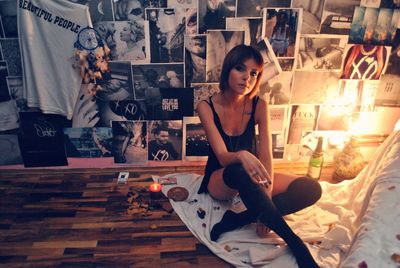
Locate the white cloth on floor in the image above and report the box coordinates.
[154,130,400,267]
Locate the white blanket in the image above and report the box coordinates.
[154,130,400,267]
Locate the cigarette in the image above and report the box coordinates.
[258,179,271,185]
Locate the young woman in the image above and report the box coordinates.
[196,44,321,268]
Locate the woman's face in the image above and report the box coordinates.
[120,24,132,42]
[187,36,206,57]
[227,58,260,96]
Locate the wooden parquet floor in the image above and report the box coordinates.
[0,170,232,268]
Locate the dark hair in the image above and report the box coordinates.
[153,125,169,135]
[219,44,264,99]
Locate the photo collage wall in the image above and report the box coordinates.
[0,0,399,167]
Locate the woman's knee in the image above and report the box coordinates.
[222,163,252,189]
[293,177,322,204]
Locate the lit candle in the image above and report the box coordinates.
[149,182,163,200]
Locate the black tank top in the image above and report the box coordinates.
[198,95,259,194]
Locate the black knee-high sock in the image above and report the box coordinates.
[272,177,322,216]
[211,177,322,241]
[221,164,319,268]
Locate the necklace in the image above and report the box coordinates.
[223,95,247,152]
[360,45,377,56]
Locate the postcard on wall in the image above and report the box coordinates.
[183,116,208,161]
[262,8,302,59]
[287,104,320,144]
[269,105,288,133]
[191,83,219,114]
[184,34,207,87]
[148,120,182,161]
[320,0,361,35]
[132,63,184,100]
[205,30,245,83]
[63,127,113,158]
[291,0,324,34]
[291,70,340,104]
[375,74,400,107]
[255,38,282,91]
[146,8,185,63]
[111,120,148,164]
[18,112,68,167]
[145,87,194,120]
[297,34,348,71]
[226,17,263,47]
[0,134,23,165]
[340,44,391,80]
[260,71,292,105]
[198,0,235,34]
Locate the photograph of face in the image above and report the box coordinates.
[226,17,263,47]
[185,34,206,86]
[291,70,340,104]
[320,0,361,35]
[148,120,182,160]
[260,71,292,105]
[198,0,236,34]
[113,20,148,62]
[112,120,148,164]
[114,0,147,21]
[192,82,220,113]
[146,8,186,63]
[183,116,208,160]
[291,0,324,34]
[297,35,348,70]
[132,63,184,99]
[263,8,302,58]
[94,21,118,60]
[206,30,245,82]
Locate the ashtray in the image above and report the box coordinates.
[167,186,189,202]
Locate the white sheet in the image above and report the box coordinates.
[154,130,400,267]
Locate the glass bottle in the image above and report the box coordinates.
[307,136,324,180]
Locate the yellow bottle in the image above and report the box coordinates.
[307,136,324,180]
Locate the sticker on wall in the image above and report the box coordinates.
[185,34,207,87]
[148,120,182,161]
[183,116,208,161]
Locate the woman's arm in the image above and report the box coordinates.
[254,98,274,186]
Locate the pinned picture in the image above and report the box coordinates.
[113,0,166,22]
[320,0,360,35]
[287,104,319,144]
[0,38,22,76]
[262,8,302,59]
[63,127,113,158]
[67,0,114,23]
[168,0,197,8]
[198,0,235,34]
[375,74,400,107]
[269,105,287,132]
[146,8,186,63]
[206,30,245,82]
[183,116,208,161]
[260,71,292,105]
[226,17,263,47]
[112,120,148,164]
[185,35,207,87]
[192,83,220,114]
[291,0,325,34]
[148,120,182,161]
[316,105,353,131]
[6,76,26,111]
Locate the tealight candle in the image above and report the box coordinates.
[149,182,163,200]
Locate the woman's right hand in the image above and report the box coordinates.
[237,150,272,188]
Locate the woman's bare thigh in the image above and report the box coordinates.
[207,168,238,201]
[272,172,299,196]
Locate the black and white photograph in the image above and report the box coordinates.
[297,35,348,70]
[168,0,197,8]
[0,135,23,165]
[0,38,22,76]
[0,61,10,103]
[255,38,282,92]
[148,120,182,160]
[340,44,391,80]
[287,104,320,144]
[185,8,198,34]
[316,105,352,131]
[192,82,220,113]
[269,106,287,132]
[291,70,340,104]
[262,8,302,58]
[18,112,69,167]
[236,0,291,18]
[185,34,207,86]
[320,0,360,35]
[146,8,186,63]
[206,30,245,82]
[259,71,291,105]
[183,116,208,160]
[198,0,235,34]
[271,132,284,159]
[114,0,167,22]
[145,87,194,120]
[113,20,149,62]
[278,58,295,71]
[112,120,148,164]
[0,1,17,38]
[63,127,113,158]
[94,21,119,60]
[66,0,114,23]
[226,17,263,47]
[6,76,26,111]
[375,74,400,106]
[132,63,184,99]
[291,0,324,34]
